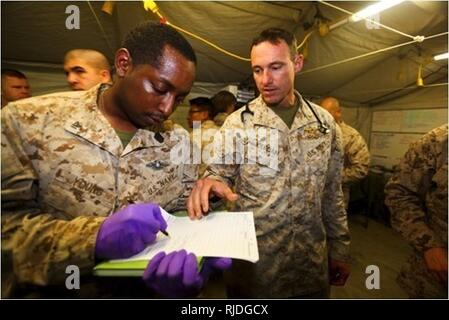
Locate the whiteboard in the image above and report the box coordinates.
[370,132,423,168]
[370,108,447,169]
[372,109,447,133]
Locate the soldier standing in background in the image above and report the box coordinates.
[1,69,31,108]
[210,90,237,126]
[385,124,448,298]
[64,49,113,91]
[320,96,370,209]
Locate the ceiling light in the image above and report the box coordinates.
[434,52,449,61]
[351,0,403,22]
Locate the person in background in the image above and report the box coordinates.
[210,90,237,126]
[187,97,214,129]
[187,97,219,175]
[385,124,447,299]
[2,21,230,299]
[188,27,350,298]
[320,96,370,208]
[1,69,31,108]
[64,49,112,91]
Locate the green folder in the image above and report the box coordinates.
[93,254,204,277]
[94,260,152,277]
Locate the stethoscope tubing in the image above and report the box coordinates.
[240,97,329,134]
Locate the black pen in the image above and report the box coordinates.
[160,229,170,237]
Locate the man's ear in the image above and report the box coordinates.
[115,48,133,77]
[293,53,304,74]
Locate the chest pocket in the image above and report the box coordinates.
[295,127,331,167]
[119,150,185,205]
[42,168,116,219]
[239,140,285,203]
[289,127,332,194]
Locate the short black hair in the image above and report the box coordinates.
[251,27,297,59]
[189,97,213,113]
[1,69,27,80]
[123,21,197,68]
[211,91,236,117]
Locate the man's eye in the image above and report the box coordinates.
[153,85,168,95]
[73,68,86,74]
[253,68,262,75]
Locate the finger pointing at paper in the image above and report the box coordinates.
[187,178,238,220]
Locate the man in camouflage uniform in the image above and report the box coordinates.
[64,49,112,91]
[187,28,350,298]
[385,124,448,298]
[1,22,199,298]
[1,69,32,108]
[320,97,370,208]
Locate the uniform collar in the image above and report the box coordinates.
[290,93,320,132]
[251,91,318,132]
[64,84,178,157]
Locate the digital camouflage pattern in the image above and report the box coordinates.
[190,119,220,176]
[205,93,350,298]
[1,84,197,297]
[385,124,448,298]
[339,121,370,206]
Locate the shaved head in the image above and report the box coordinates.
[64,49,112,90]
[64,49,111,71]
[320,96,342,123]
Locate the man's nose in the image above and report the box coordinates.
[159,95,176,117]
[261,70,272,86]
[67,73,78,84]
[21,88,30,97]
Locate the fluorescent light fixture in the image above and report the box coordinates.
[434,52,449,61]
[351,0,403,22]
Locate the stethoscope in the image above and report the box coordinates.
[240,97,330,134]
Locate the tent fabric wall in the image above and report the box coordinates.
[2,1,447,104]
[372,85,448,110]
[1,1,447,139]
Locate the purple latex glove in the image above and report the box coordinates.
[143,250,232,298]
[95,203,167,260]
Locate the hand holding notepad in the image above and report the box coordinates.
[112,208,259,264]
[94,207,259,276]
[143,250,232,298]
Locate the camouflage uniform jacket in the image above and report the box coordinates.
[385,124,447,298]
[339,122,370,206]
[205,92,350,298]
[339,121,370,186]
[1,84,196,297]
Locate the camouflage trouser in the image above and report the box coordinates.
[397,251,448,299]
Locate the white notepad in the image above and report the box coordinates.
[110,208,259,264]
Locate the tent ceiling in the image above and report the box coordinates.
[2,1,447,105]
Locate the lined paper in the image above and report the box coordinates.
[110,208,259,263]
